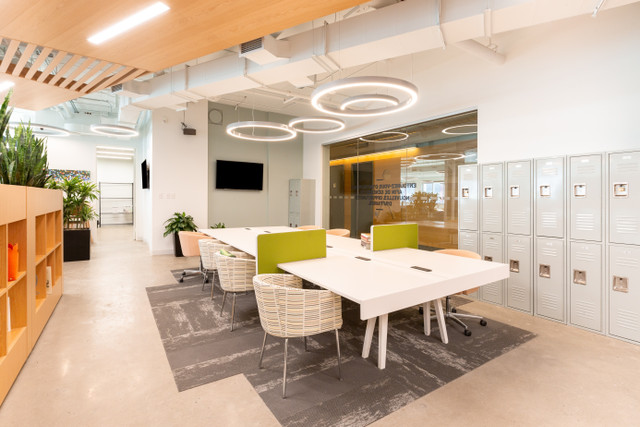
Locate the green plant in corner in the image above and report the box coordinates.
[210,222,226,229]
[0,89,13,137]
[163,212,198,237]
[47,177,99,228]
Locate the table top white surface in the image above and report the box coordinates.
[199,226,295,255]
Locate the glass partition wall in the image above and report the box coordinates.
[329,111,477,250]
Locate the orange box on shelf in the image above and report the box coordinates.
[8,243,19,281]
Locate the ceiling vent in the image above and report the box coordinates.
[239,35,290,65]
[111,84,124,94]
[111,80,151,99]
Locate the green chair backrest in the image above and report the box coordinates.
[256,229,326,274]
[371,223,418,251]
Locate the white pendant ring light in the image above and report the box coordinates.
[311,76,418,117]
[339,94,399,111]
[226,121,297,142]
[90,124,139,137]
[288,117,345,134]
[442,124,478,135]
[9,122,70,137]
[415,153,465,161]
[359,131,409,143]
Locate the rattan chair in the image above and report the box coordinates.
[214,253,256,331]
[198,238,222,290]
[253,273,343,398]
[326,228,350,237]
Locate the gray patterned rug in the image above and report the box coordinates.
[146,270,535,426]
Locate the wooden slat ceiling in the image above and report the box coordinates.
[0,0,366,111]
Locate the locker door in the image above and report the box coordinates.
[481,164,504,233]
[569,242,603,332]
[609,245,640,343]
[458,165,479,231]
[507,161,532,235]
[609,152,640,245]
[535,237,565,322]
[507,235,532,313]
[481,233,504,305]
[458,231,479,298]
[570,155,603,242]
[536,158,565,238]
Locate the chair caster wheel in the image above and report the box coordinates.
[480,319,487,326]
[451,307,457,313]
[205,279,209,284]
[419,306,424,314]
[179,278,184,283]
[464,329,472,336]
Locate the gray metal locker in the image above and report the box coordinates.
[507,235,532,313]
[458,165,479,231]
[609,245,640,343]
[569,242,603,332]
[609,151,640,246]
[535,157,565,238]
[480,232,504,305]
[507,161,532,236]
[570,154,603,242]
[458,230,479,298]
[481,163,504,233]
[535,237,565,322]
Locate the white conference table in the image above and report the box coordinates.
[200,227,509,369]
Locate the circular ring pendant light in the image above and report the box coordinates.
[442,124,477,135]
[359,131,409,143]
[90,124,139,137]
[9,122,70,137]
[311,76,418,117]
[226,121,297,142]
[288,116,345,134]
[339,94,399,111]
[415,153,465,161]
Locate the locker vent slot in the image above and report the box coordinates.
[539,264,551,278]
[483,283,499,297]
[512,169,528,178]
[614,216,638,234]
[484,212,500,226]
[485,239,499,250]
[509,185,520,198]
[573,184,587,197]
[539,185,551,197]
[575,250,596,262]
[463,213,475,224]
[613,183,629,197]
[511,242,526,253]
[574,300,597,319]
[616,256,639,268]
[540,246,559,257]
[511,212,528,227]
[615,309,639,331]
[540,293,560,311]
[461,187,470,198]
[541,212,558,229]
[510,286,526,302]
[509,260,520,273]
[612,276,629,293]
[613,161,639,173]
[541,167,558,176]
[576,164,597,175]
[573,270,587,285]
[575,214,595,231]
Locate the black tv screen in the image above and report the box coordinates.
[216,160,263,190]
[141,160,150,189]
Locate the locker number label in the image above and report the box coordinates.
[613,182,629,198]
[573,184,587,198]
[509,185,520,198]
[539,185,551,197]
[613,276,629,293]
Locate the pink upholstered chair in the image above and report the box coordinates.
[177,231,212,283]
[296,225,322,230]
[326,228,350,237]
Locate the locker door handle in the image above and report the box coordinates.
[461,187,470,198]
[539,185,551,197]
[483,187,493,198]
[509,260,520,273]
[509,185,520,198]
[573,270,587,285]
[613,182,628,197]
[573,184,587,198]
[613,276,629,293]
[539,264,551,278]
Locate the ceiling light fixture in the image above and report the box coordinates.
[9,122,70,137]
[96,154,135,160]
[0,81,15,93]
[96,145,135,152]
[339,94,399,111]
[90,124,139,137]
[226,121,297,142]
[359,131,409,143]
[288,117,345,134]
[311,76,418,117]
[442,124,478,135]
[88,2,170,45]
[415,153,465,161]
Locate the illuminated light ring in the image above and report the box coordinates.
[339,94,399,111]
[288,116,345,134]
[226,121,297,142]
[415,153,465,161]
[9,122,70,137]
[311,76,418,117]
[90,124,139,137]
[359,131,409,143]
[442,124,478,135]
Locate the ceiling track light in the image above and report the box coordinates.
[288,116,345,134]
[226,121,297,142]
[442,124,478,135]
[311,76,418,118]
[359,131,409,143]
[90,124,139,137]
[9,122,70,137]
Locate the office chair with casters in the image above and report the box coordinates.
[214,253,256,331]
[326,228,350,237]
[177,231,212,283]
[432,249,487,336]
[296,225,321,230]
[253,273,343,399]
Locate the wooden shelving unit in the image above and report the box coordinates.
[0,184,63,406]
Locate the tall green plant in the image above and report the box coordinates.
[0,89,13,138]
[0,123,50,187]
[47,177,99,228]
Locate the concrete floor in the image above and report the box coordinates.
[1,225,639,426]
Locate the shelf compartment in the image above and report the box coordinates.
[7,271,26,290]
[35,260,47,306]
[7,220,27,282]
[46,253,55,294]
[0,224,6,290]
[54,246,63,285]
[0,293,6,358]
[55,211,62,245]
[45,212,55,252]
[7,278,27,334]
[35,215,46,260]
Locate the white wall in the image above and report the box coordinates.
[150,100,208,255]
[208,102,303,228]
[137,112,153,245]
[304,4,640,224]
[96,158,134,183]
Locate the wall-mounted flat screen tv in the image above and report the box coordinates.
[141,160,150,189]
[215,160,263,191]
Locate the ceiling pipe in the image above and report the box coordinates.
[455,39,505,65]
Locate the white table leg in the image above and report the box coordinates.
[378,314,388,369]
[423,301,431,336]
[434,298,449,344]
[362,317,376,358]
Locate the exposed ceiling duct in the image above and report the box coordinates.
[239,35,290,65]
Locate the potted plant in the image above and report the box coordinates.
[47,177,99,261]
[210,222,226,229]
[163,212,198,257]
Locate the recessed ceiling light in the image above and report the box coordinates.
[91,124,139,137]
[226,121,297,142]
[0,81,15,92]
[9,122,70,137]
[442,124,477,135]
[88,2,170,45]
[359,131,409,143]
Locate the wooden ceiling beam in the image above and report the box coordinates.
[85,66,133,93]
[68,60,108,91]
[47,54,82,85]
[24,47,52,80]
[36,50,68,83]
[58,58,95,89]
[78,62,120,93]
[0,39,21,73]
[11,43,37,77]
